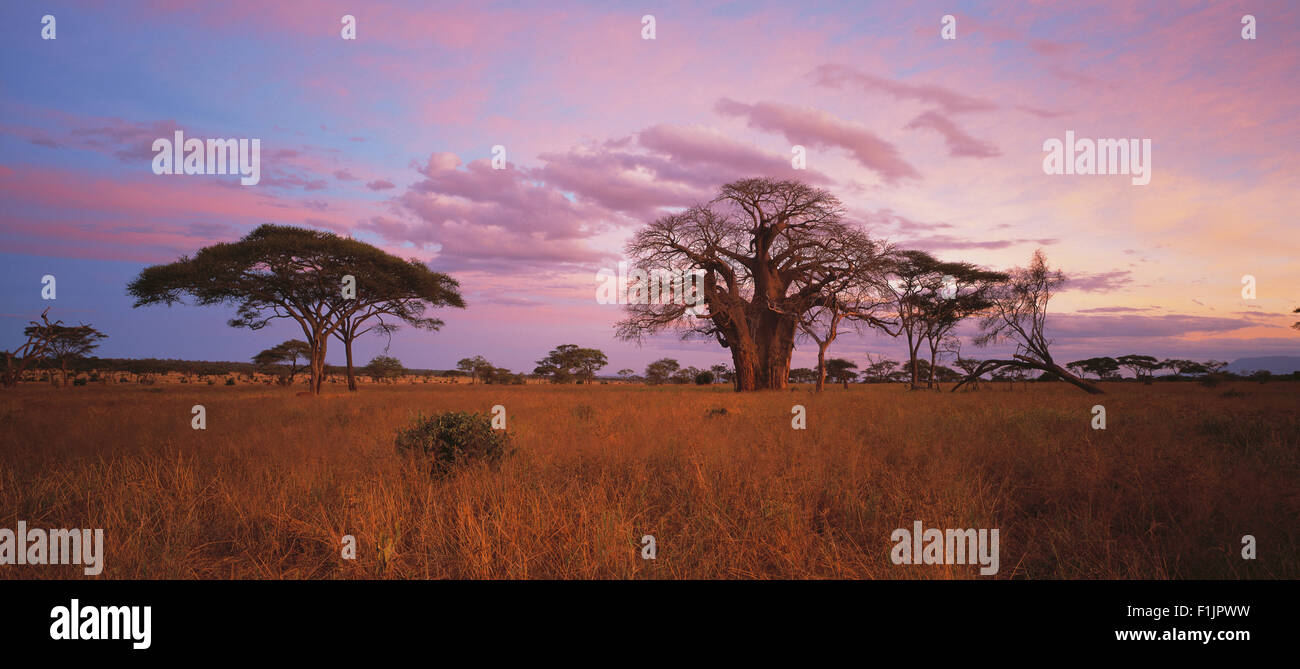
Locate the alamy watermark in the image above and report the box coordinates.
[596,262,706,315]
[152,130,261,185]
[890,520,999,576]
[0,521,104,575]
[1043,130,1151,186]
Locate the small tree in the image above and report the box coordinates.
[862,353,899,383]
[825,358,858,388]
[533,344,608,384]
[28,322,107,387]
[788,368,818,384]
[253,339,311,385]
[644,358,680,385]
[694,370,715,385]
[365,355,405,383]
[457,356,493,384]
[1067,357,1121,381]
[1116,354,1160,383]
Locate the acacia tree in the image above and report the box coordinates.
[825,358,858,387]
[457,355,492,384]
[796,239,895,392]
[2,309,60,388]
[533,344,608,384]
[128,224,462,395]
[1066,357,1121,381]
[253,339,310,385]
[644,358,680,385]
[861,353,899,383]
[29,323,107,387]
[917,265,1007,390]
[617,178,884,391]
[952,250,1102,394]
[326,239,464,391]
[1116,354,1160,382]
[365,355,405,383]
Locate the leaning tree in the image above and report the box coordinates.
[952,249,1103,394]
[128,224,463,394]
[616,178,884,391]
[2,309,60,388]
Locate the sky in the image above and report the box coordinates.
[1,0,1298,374]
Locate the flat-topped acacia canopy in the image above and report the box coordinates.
[127,224,464,394]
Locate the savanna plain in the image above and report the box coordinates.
[1,382,1295,579]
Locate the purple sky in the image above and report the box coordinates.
[2,1,1298,374]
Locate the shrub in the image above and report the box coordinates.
[225,378,236,386]
[395,411,512,477]
[695,370,715,385]
[73,377,87,386]
[1199,373,1225,388]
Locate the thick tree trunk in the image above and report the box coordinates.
[727,318,795,391]
[730,343,758,391]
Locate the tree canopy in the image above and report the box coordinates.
[127,224,463,394]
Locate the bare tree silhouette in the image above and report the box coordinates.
[953,250,1102,394]
[617,178,884,391]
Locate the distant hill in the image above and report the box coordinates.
[1227,356,1300,375]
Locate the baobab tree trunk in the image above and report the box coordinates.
[726,318,795,391]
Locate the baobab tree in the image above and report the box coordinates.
[952,250,1102,394]
[128,224,463,394]
[617,178,884,391]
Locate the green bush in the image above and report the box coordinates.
[695,370,715,385]
[395,411,512,477]
[225,378,236,386]
[73,377,88,386]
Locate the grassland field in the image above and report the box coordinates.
[0,381,1295,579]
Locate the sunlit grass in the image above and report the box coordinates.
[0,381,1295,579]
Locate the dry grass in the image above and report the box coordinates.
[0,381,1295,579]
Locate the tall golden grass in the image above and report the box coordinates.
[0,382,1295,579]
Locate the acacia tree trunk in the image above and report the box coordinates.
[928,344,939,391]
[344,339,357,391]
[815,344,828,393]
[308,336,328,394]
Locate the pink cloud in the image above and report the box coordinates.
[904,111,1001,158]
[811,64,998,114]
[714,98,920,183]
